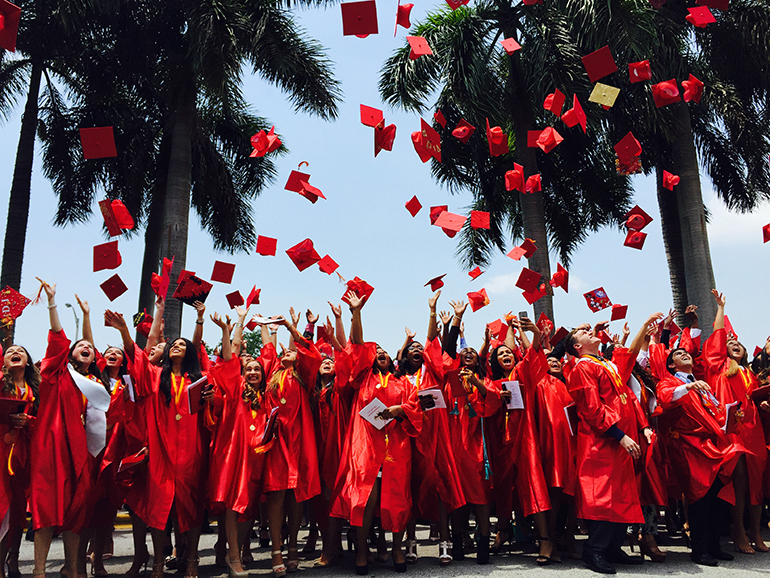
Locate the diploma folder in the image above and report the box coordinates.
[0,397,31,422]
[186,376,210,414]
[260,406,279,445]
[117,449,148,473]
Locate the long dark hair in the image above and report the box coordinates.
[395,342,422,378]
[69,339,102,378]
[2,345,41,414]
[489,344,515,381]
[159,338,202,406]
[373,345,396,376]
[99,346,128,393]
[459,347,486,379]
[751,346,770,383]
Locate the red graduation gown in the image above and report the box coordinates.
[207,355,273,515]
[126,345,210,532]
[30,330,95,532]
[330,343,422,532]
[486,345,551,518]
[0,383,34,536]
[445,365,500,505]
[533,362,576,496]
[656,374,742,503]
[567,349,646,524]
[262,339,322,502]
[702,328,768,504]
[407,337,465,520]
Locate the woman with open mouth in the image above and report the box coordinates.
[0,341,40,578]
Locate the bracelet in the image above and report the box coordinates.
[234,323,243,328]
[196,320,204,325]
[47,304,57,309]
[269,331,277,336]
[430,311,437,317]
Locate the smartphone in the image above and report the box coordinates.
[518,311,528,320]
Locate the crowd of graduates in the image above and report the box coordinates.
[1,279,770,578]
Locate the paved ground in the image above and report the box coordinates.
[14,522,770,578]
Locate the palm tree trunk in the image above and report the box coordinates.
[0,62,42,346]
[509,59,553,322]
[669,102,716,337]
[159,85,196,339]
[655,166,688,323]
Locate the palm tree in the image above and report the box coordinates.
[380,1,649,320]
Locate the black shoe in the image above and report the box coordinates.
[690,553,718,567]
[582,552,617,574]
[392,559,406,573]
[709,549,734,561]
[355,563,369,575]
[452,534,464,561]
[476,535,489,565]
[607,549,643,565]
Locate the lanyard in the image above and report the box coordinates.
[738,366,752,393]
[583,355,627,404]
[170,373,185,407]
[407,367,422,390]
[377,373,390,389]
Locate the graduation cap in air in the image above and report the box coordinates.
[543,89,566,116]
[101,274,129,302]
[662,170,680,191]
[429,206,448,225]
[211,261,235,284]
[341,0,378,36]
[425,274,446,292]
[80,127,118,160]
[550,263,569,293]
[763,223,770,244]
[682,74,704,103]
[93,240,122,272]
[486,119,509,156]
[614,132,642,164]
[686,6,716,27]
[500,37,521,55]
[468,267,483,280]
[452,119,475,144]
[523,285,547,305]
[610,304,628,321]
[581,46,618,83]
[250,126,281,157]
[173,271,213,306]
[151,256,174,299]
[433,211,467,233]
[515,268,542,293]
[588,83,620,108]
[434,109,447,128]
[133,309,153,338]
[226,291,244,309]
[561,95,587,133]
[0,285,30,324]
[624,230,647,250]
[0,0,21,52]
[470,211,490,230]
[99,199,135,237]
[405,195,422,217]
[651,79,680,108]
[467,288,490,312]
[412,119,441,163]
[629,60,651,83]
[342,276,374,305]
[505,163,525,192]
[395,1,413,33]
[536,127,563,153]
[285,170,325,204]
[624,205,653,231]
[406,35,432,59]
[318,255,339,275]
[525,174,542,193]
[256,236,277,256]
[246,286,261,307]
[583,287,612,312]
[285,239,321,272]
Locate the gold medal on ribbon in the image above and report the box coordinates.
[280,398,287,405]
[249,424,256,431]
[176,413,182,421]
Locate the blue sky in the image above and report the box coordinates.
[1,1,768,361]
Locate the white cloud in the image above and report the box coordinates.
[705,190,770,246]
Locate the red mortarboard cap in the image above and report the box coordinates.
[285,239,321,272]
[507,246,526,260]
[452,119,476,144]
[405,195,422,217]
[245,319,258,331]
[696,0,728,9]
[583,287,612,312]
[434,109,447,128]
[407,35,433,59]
[505,163,525,192]
[522,285,547,305]
[79,127,117,160]
[662,170,680,190]
[552,326,569,346]
[515,267,542,293]
[395,2,413,32]
[649,0,667,8]
[250,126,281,157]
[341,0,378,36]
[468,266,483,279]
[429,205,447,225]
[525,174,542,193]
[610,304,628,321]
[550,262,569,293]
[97,199,134,236]
[523,0,543,4]
[486,119,509,156]
[246,286,261,307]
[597,330,612,345]
[624,230,647,250]
[754,345,762,358]
[543,89,566,116]
[226,291,244,309]
[487,319,506,342]
[763,224,770,243]
[0,286,30,322]
[0,0,21,52]
[527,130,543,148]
[133,310,153,338]
[100,274,128,302]
[411,130,431,163]
[318,254,339,275]
[723,315,736,338]
[211,261,235,284]
[93,240,122,272]
[433,211,467,232]
[521,238,537,257]
[445,0,469,10]
[470,211,490,230]
[173,272,213,305]
[374,123,396,156]
[614,132,642,164]
[360,104,384,127]
[285,170,325,204]
[682,74,704,103]
[686,6,716,27]
[256,235,277,256]
[536,127,563,153]
[412,119,441,163]
[629,60,652,83]
[467,288,490,312]
[581,46,618,83]
[500,37,521,55]
[151,256,174,298]
[342,276,374,305]
[624,205,653,230]
[561,95,587,133]
[424,274,446,292]
[651,79,681,108]
[177,269,195,284]
[536,312,554,337]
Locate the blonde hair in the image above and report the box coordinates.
[267,367,304,391]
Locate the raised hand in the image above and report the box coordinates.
[328,301,342,318]
[449,300,467,318]
[428,290,441,309]
[306,309,319,324]
[235,306,249,320]
[210,312,228,330]
[75,294,90,315]
[104,310,128,330]
[439,310,452,326]
[345,291,364,311]
[193,300,206,318]
[405,326,416,341]
[711,289,725,307]
[622,322,631,339]
[662,308,676,328]
[37,278,56,300]
[289,307,300,327]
